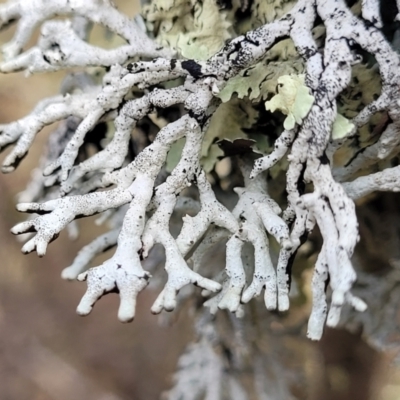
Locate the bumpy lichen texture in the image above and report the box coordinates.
[2,0,400,385]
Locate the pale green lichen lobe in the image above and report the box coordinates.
[265,74,314,130]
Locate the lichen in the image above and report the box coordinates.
[0,0,399,367]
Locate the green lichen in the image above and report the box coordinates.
[265,75,314,130]
[251,0,297,26]
[219,59,304,103]
[200,98,259,171]
[331,113,355,140]
[143,0,232,60]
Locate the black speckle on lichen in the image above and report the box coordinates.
[318,152,330,165]
[181,60,203,78]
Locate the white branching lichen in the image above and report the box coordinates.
[1,0,400,376]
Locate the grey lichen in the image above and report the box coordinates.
[0,0,399,373]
